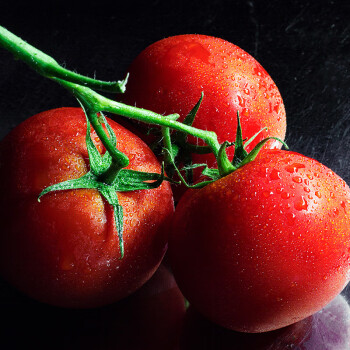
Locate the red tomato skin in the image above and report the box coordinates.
[0,107,174,308]
[121,34,286,165]
[169,149,350,332]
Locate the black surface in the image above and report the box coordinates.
[0,0,350,348]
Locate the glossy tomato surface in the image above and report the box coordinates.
[0,107,174,308]
[121,34,286,168]
[169,149,350,332]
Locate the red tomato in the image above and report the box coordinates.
[0,107,174,308]
[169,149,350,332]
[120,34,286,192]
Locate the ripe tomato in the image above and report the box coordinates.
[0,107,174,308]
[169,149,350,333]
[120,34,286,188]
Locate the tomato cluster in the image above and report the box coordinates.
[0,32,350,340]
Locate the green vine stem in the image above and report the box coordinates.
[63,79,235,176]
[0,26,128,94]
[0,25,287,255]
[0,25,236,177]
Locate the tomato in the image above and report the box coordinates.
[169,149,350,333]
[0,107,174,308]
[120,34,286,196]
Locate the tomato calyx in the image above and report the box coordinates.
[38,113,170,258]
[163,111,288,188]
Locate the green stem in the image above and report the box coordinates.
[161,126,175,164]
[0,25,235,177]
[0,26,126,93]
[70,83,227,163]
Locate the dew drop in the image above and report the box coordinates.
[292,176,302,184]
[315,191,322,199]
[286,212,296,225]
[276,187,283,194]
[270,169,281,180]
[295,196,308,211]
[237,95,245,107]
[285,163,306,173]
[281,192,290,199]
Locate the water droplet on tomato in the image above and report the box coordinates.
[295,196,308,211]
[281,192,290,199]
[285,163,306,173]
[315,191,322,198]
[292,176,302,183]
[270,169,281,180]
[237,95,245,107]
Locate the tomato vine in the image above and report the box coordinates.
[0,25,286,255]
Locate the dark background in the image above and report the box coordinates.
[0,0,350,348]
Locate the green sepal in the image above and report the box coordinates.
[163,148,216,189]
[180,163,221,181]
[238,136,289,169]
[243,126,268,151]
[162,93,205,185]
[38,114,169,258]
[230,111,288,170]
[38,173,99,201]
[231,111,248,168]
[114,163,175,192]
[99,185,124,258]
